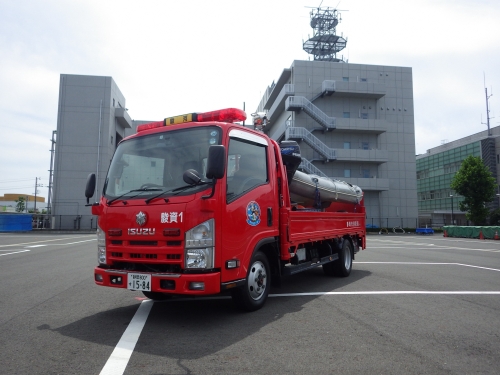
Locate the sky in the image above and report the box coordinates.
[1,0,500,204]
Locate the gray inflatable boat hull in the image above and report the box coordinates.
[289,170,363,206]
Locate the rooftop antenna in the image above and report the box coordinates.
[303,2,348,62]
[482,73,493,136]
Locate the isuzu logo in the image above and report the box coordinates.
[128,228,155,235]
[136,211,147,226]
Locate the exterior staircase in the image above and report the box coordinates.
[297,158,328,177]
[286,127,336,162]
[285,96,336,130]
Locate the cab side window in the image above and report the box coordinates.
[227,138,267,202]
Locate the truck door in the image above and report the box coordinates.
[221,129,278,283]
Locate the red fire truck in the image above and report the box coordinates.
[85,108,366,311]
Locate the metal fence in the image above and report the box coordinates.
[31,214,96,231]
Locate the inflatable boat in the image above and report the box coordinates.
[280,140,363,207]
[289,170,363,206]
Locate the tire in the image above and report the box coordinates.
[334,239,353,277]
[232,251,270,312]
[142,291,171,301]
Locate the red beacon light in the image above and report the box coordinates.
[136,108,247,132]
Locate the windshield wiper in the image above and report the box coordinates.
[107,187,163,205]
[144,181,211,204]
[172,181,211,194]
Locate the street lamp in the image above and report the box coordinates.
[450,194,454,225]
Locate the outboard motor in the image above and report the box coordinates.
[279,140,301,184]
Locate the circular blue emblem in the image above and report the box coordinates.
[246,201,261,226]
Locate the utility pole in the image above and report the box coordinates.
[485,87,493,136]
[482,75,493,136]
[34,177,42,213]
[47,130,57,215]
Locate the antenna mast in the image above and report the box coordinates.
[303,6,347,62]
[485,86,493,136]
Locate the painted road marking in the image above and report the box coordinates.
[355,261,500,272]
[270,291,500,297]
[0,250,30,257]
[100,300,153,375]
[0,235,94,248]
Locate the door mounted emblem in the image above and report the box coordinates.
[136,211,147,226]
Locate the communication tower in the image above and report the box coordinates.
[303,7,347,62]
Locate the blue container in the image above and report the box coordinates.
[0,214,32,231]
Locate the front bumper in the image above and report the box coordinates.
[94,266,221,295]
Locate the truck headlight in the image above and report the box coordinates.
[186,248,214,269]
[185,219,214,269]
[97,224,107,264]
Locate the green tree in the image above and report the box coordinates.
[450,155,496,225]
[489,208,500,226]
[15,196,26,212]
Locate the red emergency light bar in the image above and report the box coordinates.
[136,108,247,132]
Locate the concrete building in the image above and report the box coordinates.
[0,194,45,213]
[52,74,135,229]
[257,60,418,228]
[416,125,500,226]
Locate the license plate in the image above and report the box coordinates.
[127,273,151,291]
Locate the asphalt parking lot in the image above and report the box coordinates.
[0,232,499,374]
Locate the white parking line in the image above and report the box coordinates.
[0,250,30,257]
[0,235,94,248]
[100,300,153,375]
[355,261,500,272]
[270,291,500,297]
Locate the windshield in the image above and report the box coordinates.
[103,126,221,200]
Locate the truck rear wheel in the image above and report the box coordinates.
[334,239,353,277]
[232,251,270,312]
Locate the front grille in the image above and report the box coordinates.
[167,241,182,246]
[130,241,158,246]
[112,262,181,273]
[130,253,158,259]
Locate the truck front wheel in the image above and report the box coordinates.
[232,251,270,312]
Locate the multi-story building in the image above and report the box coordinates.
[416,126,500,226]
[257,59,418,228]
[51,74,136,229]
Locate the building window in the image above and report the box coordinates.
[362,169,370,178]
[344,169,351,178]
[361,113,368,119]
[151,161,156,167]
[343,77,349,82]
[344,142,351,149]
[361,142,369,150]
[110,136,113,145]
[361,78,367,82]
[343,112,350,118]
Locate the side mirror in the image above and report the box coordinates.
[183,169,202,185]
[206,145,226,179]
[85,173,96,204]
